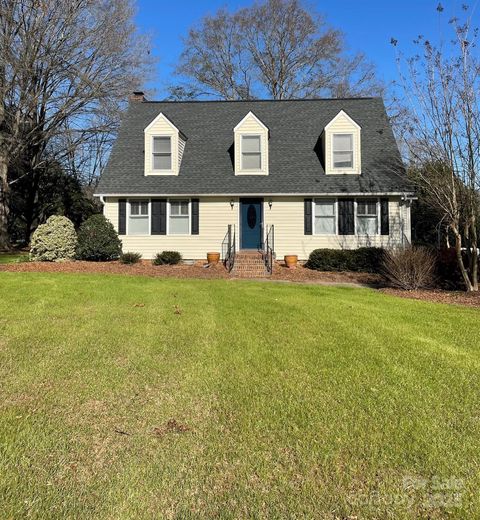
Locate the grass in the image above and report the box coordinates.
[0,272,479,519]
[0,252,29,264]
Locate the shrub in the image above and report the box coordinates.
[76,214,122,261]
[30,215,77,262]
[381,246,436,290]
[152,251,182,265]
[120,252,142,265]
[305,247,385,273]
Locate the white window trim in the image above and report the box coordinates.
[240,134,263,172]
[355,198,380,236]
[167,198,191,236]
[331,132,355,172]
[127,198,151,236]
[312,198,337,235]
[151,135,175,175]
[310,197,383,236]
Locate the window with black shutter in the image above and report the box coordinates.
[337,198,355,235]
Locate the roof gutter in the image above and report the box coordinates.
[94,191,415,198]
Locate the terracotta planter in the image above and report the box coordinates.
[207,252,220,264]
[284,255,298,269]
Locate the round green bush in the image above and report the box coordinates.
[152,251,182,265]
[30,215,77,262]
[76,214,122,261]
[120,252,142,265]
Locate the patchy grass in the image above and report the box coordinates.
[0,272,478,519]
[0,252,29,264]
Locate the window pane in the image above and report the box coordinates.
[153,154,171,170]
[333,134,353,152]
[357,216,377,235]
[153,136,171,153]
[315,200,335,216]
[169,216,189,234]
[242,153,261,169]
[130,200,148,216]
[333,151,353,168]
[170,200,189,216]
[242,135,261,153]
[357,200,377,216]
[315,216,335,234]
[128,216,149,235]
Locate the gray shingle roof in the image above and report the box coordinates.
[95,98,411,195]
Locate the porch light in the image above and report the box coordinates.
[268,199,273,209]
[230,199,235,209]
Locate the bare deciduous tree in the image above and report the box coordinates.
[174,0,382,100]
[393,5,479,291]
[0,0,154,248]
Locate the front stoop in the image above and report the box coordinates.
[231,250,269,278]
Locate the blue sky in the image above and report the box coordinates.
[135,0,479,98]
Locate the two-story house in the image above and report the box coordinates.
[95,93,412,268]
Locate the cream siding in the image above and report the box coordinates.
[104,197,239,260]
[104,196,410,260]
[178,136,186,168]
[144,113,181,176]
[234,112,269,175]
[324,111,361,175]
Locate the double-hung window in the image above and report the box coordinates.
[169,200,190,235]
[152,136,172,171]
[241,135,261,170]
[314,199,336,234]
[128,200,149,235]
[332,134,354,169]
[356,199,378,235]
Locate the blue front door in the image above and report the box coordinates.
[240,198,263,249]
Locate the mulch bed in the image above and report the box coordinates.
[381,288,480,308]
[0,259,379,285]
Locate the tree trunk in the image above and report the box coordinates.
[453,228,475,291]
[0,152,9,250]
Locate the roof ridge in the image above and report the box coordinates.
[138,97,380,104]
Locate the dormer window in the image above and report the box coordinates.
[242,135,262,170]
[234,111,269,175]
[323,110,361,175]
[144,112,186,176]
[332,134,353,169]
[152,136,172,170]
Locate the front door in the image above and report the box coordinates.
[240,198,263,249]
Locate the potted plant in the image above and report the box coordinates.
[284,255,298,269]
[207,251,220,264]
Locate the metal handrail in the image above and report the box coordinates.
[221,224,236,272]
[263,224,275,274]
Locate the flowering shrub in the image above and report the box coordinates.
[30,216,77,262]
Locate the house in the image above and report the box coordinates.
[95,93,413,272]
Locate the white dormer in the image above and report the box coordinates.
[144,112,186,176]
[323,110,361,175]
[234,111,269,175]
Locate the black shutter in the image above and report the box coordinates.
[191,198,199,235]
[380,198,389,235]
[338,198,355,235]
[304,198,312,235]
[151,199,167,235]
[118,199,126,235]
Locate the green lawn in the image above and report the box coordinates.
[0,273,478,519]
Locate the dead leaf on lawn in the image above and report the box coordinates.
[173,305,182,315]
[133,303,145,308]
[153,419,191,437]
[114,428,131,436]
